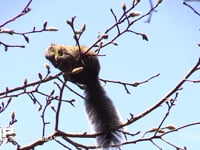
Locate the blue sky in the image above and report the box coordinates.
[0,0,200,149]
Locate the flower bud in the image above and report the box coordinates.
[50,105,56,112]
[129,11,141,17]
[1,28,14,35]
[136,0,140,3]
[38,105,42,111]
[81,24,86,32]
[71,67,84,75]
[10,111,15,120]
[24,78,27,85]
[75,30,82,34]
[157,0,162,4]
[166,125,176,130]
[46,27,58,31]
[38,73,43,80]
[102,34,109,39]
[66,20,72,25]
[142,34,149,41]
[122,2,126,11]
[44,63,50,70]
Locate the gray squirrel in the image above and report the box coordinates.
[45,44,124,149]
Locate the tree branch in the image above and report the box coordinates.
[123,57,200,127]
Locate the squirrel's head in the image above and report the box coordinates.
[45,44,100,85]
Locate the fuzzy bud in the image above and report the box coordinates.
[149,128,165,133]
[71,67,84,75]
[38,105,42,111]
[102,34,109,39]
[66,20,72,26]
[129,11,141,17]
[122,2,126,11]
[46,27,58,31]
[1,28,14,35]
[50,105,56,112]
[136,0,140,3]
[44,63,50,70]
[157,0,162,4]
[166,125,176,130]
[10,111,15,121]
[38,73,43,80]
[132,81,141,87]
[24,78,27,85]
[81,24,86,32]
[75,30,82,34]
[142,34,149,41]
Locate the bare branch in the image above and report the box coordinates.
[0,0,58,51]
[0,41,25,51]
[122,57,200,127]
[55,80,67,130]
[0,72,62,98]
[99,73,160,94]
[183,1,200,16]
[0,0,32,28]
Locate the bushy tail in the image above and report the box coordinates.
[85,79,124,149]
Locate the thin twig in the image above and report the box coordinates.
[0,0,32,27]
[183,1,200,16]
[0,72,62,98]
[99,73,160,94]
[154,93,178,136]
[55,80,66,130]
[122,58,200,127]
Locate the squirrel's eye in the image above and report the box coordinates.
[58,50,63,56]
[55,50,63,57]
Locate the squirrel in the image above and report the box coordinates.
[45,44,124,149]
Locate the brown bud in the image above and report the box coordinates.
[132,81,141,87]
[75,30,82,34]
[44,63,50,70]
[157,128,165,133]
[38,105,42,111]
[50,90,55,96]
[157,0,162,4]
[50,105,56,112]
[149,128,165,133]
[66,20,72,25]
[102,34,109,39]
[1,28,14,35]
[43,21,48,29]
[166,125,176,130]
[81,24,86,32]
[149,128,158,132]
[129,11,141,17]
[47,100,51,105]
[71,67,84,75]
[142,34,149,41]
[24,78,27,85]
[38,73,43,80]
[135,0,140,4]
[122,2,126,11]
[46,27,58,31]
[10,111,15,120]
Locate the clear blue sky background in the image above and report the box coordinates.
[0,0,200,149]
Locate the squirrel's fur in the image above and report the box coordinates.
[45,44,124,149]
